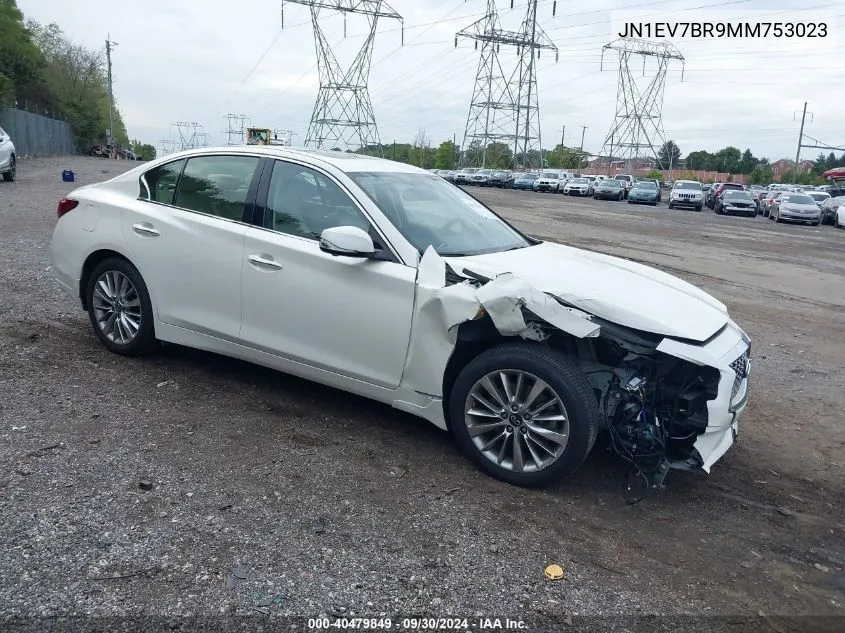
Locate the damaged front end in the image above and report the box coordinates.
[574,318,750,492]
[404,247,751,490]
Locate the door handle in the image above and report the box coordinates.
[132,223,160,237]
[248,254,283,270]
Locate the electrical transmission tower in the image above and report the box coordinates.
[172,122,206,151]
[158,140,178,157]
[599,38,684,171]
[222,114,250,145]
[457,0,557,170]
[282,1,403,154]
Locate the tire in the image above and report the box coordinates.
[2,155,15,182]
[774,211,782,223]
[449,343,600,488]
[695,204,702,211]
[617,193,623,201]
[668,202,674,209]
[86,257,157,356]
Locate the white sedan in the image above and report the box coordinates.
[50,147,751,488]
[0,125,16,182]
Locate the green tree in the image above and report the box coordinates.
[130,139,156,161]
[685,150,713,171]
[738,149,757,174]
[657,140,681,169]
[748,164,773,185]
[434,139,457,170]
[0,0,49,107]
[714,146,741,173]
[647,168,664,180]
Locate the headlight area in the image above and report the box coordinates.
[561,320,724,497]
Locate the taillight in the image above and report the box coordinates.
[57,198,79,218]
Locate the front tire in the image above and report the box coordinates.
[86,257,157,356]
[449,343,600,488]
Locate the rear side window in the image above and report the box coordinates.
[173,155,261,222]
[141,159,185,204]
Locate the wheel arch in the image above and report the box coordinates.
[440,317,581,429]
[79,248,137,309]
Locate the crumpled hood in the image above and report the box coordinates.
[447,241,729,342]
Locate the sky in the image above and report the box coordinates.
[16,0,845,161]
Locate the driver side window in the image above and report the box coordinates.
[263,160,370,239]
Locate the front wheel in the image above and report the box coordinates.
[449,343,600,488]
[86,257,157,356]
[668,201,674,209]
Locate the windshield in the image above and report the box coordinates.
[349,172,531,257]
[477,169,493,175]
[571,178,589,184]
[460,168,478,174]
[809,192,830,201]
[724,191,752,199]
[517,174,537,181]
[675,182,701,189]
[601,180,621,187]
[782,194,815,205]
[541,172,558,178]
[613,175,629,181]
[634,181,657,189]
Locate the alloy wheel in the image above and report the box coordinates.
[92,270,142,344]
[464,370,570,473]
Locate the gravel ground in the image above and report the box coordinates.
[1,157,843,632]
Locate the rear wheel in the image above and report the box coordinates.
[2,155,15,182]
[449,343,599,488]
[86,257,157,356]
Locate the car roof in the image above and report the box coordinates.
[149,146,431,175]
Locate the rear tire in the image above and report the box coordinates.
[449,343,600,488]
[2,156,15,182]
[86,257,157,356]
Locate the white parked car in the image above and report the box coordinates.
[0,125,16,182]
[562,177,593,197]
[50,147,751,488]
[668,180,704,211]
[534,171,565,193]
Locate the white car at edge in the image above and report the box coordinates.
[0,125,16,182]
[50,146,751,489]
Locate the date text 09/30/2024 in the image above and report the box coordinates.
[307,617,527,630]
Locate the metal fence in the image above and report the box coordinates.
[0,108,75,156]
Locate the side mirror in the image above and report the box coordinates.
[319,226,375,258]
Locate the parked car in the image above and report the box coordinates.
[454,167,478,185]
[820,196,844,225]
[761,191,784,217]
[807,191,831,209]
[769,192,821,225]
[553,172,575,193]
[468,169,493,186]
[593,179,625,201]
[612,174,635,198]
[0,125,15,182]
[707,183,744,209]
[534,171,564,193]
[440,170,458,183]
[704,183,721,209]
[49,146,751,489]
[668,180,704,211]
[489,170,514,188]
[513,173,538,190]
[714,190,757,217]
[627,180,660,206]
[562,177,593,197]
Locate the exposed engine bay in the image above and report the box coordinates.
[442,261,750,498]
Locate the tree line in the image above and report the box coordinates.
[0,0,154,159]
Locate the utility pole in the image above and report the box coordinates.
[105,36,118,157]
[794,102,808,176]
[579,125,587,151]
[560,125,565,148]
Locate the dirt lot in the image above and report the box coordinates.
[1,157,844,631]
